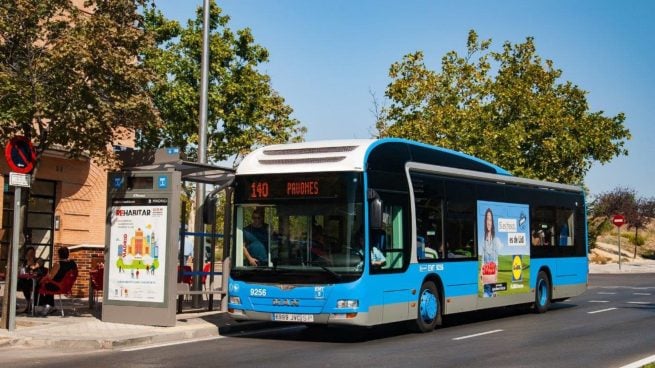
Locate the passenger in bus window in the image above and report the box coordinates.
[310,225,332,265]
[353,231,386,269]
[243,208,269,266]
[243,232,267,266]
[559,222,569,246]
[531,230,542,246]
[244,208,269,247]
[370,245,386,267]
[542,227,553,246]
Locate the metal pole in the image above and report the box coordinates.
[193,0,211,307]
[198,0,210,164]
[208,208,216,311]
[221,187,232,312]
[1,187,21,330]
[618,226,622,270]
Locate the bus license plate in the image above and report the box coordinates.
[273,313,314,322]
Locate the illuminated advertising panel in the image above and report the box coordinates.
[107,198,168,303]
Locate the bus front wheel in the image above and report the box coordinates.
[412,281,441,332]
[534,271,551,313]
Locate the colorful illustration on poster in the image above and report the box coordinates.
[478,200,530,298]
[107,200,167,303]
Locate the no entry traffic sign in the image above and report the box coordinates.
[611,214,626,227]
[4,136,36,174]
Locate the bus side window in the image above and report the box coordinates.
[557,209,574,247]
[377,203,405,271]
[444,180,475,259]
[410,172,444,261]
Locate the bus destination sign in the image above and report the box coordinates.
[238,174,353,202]
[249,179,324,200]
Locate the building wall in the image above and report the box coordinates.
[1,153,108,297]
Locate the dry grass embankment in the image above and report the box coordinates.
[589,219,655,265]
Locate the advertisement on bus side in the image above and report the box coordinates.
[477,200,530,298]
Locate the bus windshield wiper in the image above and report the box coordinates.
[270,258,292,273]
[317,265,341,280]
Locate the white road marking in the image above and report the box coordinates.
[633,292,651,296]
[597,292,616,295]
[120,336,223,351]
[626,301,652,305]
[588,300,609,303]
[587,307,617,314]
[453,329,503,341]
[619,354,655,368]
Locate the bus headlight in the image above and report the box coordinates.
[229,296,241,305]
[336,299,358,309]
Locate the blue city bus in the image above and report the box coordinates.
[227,138,587,331]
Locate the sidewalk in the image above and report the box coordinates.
[588,258,655,274]
[0,299,243,351]
[2,261,654,351]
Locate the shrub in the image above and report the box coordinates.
[626,233,646,246]
[642,249,655,260]
[597,219,613,234]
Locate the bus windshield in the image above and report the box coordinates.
[232,172,364,283]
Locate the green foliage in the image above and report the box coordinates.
[597,218,613,235]
[591,187,655,253]
[625,233,646,246]
[140,1,305,165]
[643,249,655,261]
[590,187,637,218]
[376,30,630,185]
[0,0,161,165]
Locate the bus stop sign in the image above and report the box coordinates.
[4,136,36,174]
[612,214,625,227]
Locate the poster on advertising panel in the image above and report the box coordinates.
[107,198,168,303]
[477,200,530,298]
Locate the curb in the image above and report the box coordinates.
[0,322,222,351]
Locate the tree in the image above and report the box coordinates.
[592,187,655,257]
[0,0,161,168]
[590,187,637,219]
[376,30,630,185]
[140,1,305,165]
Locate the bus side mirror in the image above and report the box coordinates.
[368,189,383,230]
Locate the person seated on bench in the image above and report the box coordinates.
[37,247,77,316]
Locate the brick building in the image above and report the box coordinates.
[1,148,114,298]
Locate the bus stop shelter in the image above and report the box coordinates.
[102,148,234,326]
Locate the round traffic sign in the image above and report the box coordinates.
[611,214,625,227]
[4,136,36,174]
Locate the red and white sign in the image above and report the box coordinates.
[611,214,626,227]
[4,136,36,174]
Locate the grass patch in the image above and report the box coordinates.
[626,233,646,246]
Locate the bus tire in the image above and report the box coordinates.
[412,281,441,332]
[534,271,551,313]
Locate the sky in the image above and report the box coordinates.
[155,0,655,198]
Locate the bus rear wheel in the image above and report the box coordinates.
[412,281,441,332]
[534,271,551,313]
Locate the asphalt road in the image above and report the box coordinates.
[6,273,655,368]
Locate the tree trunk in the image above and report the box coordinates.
[633,227,639,259]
